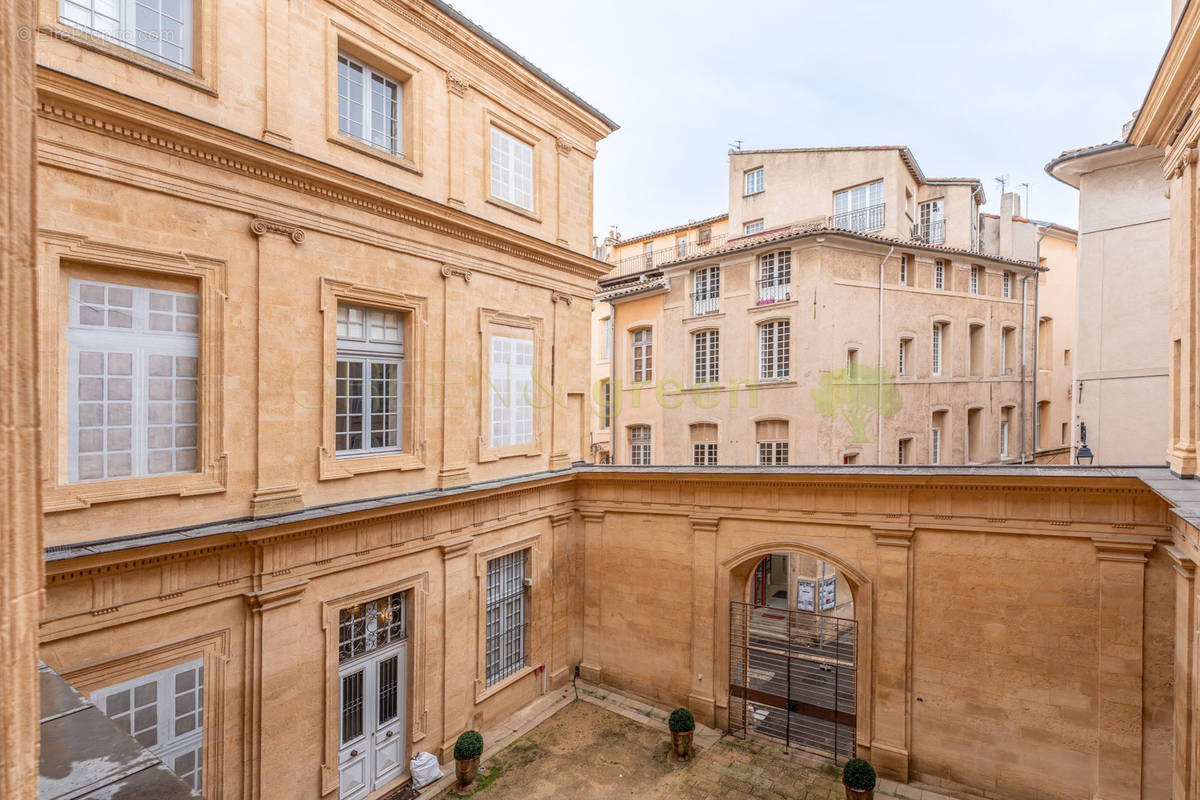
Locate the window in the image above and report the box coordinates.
[628,425,651,465]
[676,236,689,259]
[898,338,910,377]
[966,407,982,463]
[931,410,947,464]
[489,336,534,448]
[759,320,790,380]
[693,330,719,384]
[899,254,909,286]
[845,348,859,379]
[919,199,945,244]
[833,180,884,232]
[490,127,534,211]
[93,659,205,793]
[968,323,983,377]
[1037,401,1049,447]
[698,226,712,246]
[643,242,654,270]
[756,420,789,465]
[336,304,404,456]
[338,592,407,663]
[898,437,911,464]
[692,266,720,315]
[1038,318,1053,371]
[600,317,612,361]
[1002,326,1016,375]
[745,167,764,195]
[1002,271,1013,299]
[485,551,528,686]
[691,423,718,466]
[631,328,653,382]
[744,220,765,235]
[600,380,612,430]
[970,266,981,295]
[934,260,945,290]
[337,54,402,157]
[60,0,193,70]
[842,453,859,465]
[68,280,198,482]
[1000,407,1012,458]
[758,251,791,303]
[932,322,946,376]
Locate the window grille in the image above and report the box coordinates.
[757,440,789,465]
[693,442,718,465]
[485,551,528,686]
[338,591,407,663]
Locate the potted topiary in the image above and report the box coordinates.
[842,758,876,800]
[668,707,695,760]
[454,730,483,788]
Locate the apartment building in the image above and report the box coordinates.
[594,146,1047,466]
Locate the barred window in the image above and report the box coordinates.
[693,330,719,384]
[759,320,790,380]
[336,304,404,455]
[485,551,528,686]
[338,591,407,663]
[629,425,651,465]
[631,328,653,382]
[899,338,910,377]
[337,54,403,156]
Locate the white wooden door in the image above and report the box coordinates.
[369,645,406,788]
[338,642,406,800]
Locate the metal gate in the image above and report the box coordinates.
[728,601,857,760]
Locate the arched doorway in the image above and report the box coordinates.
[730,551,858,761]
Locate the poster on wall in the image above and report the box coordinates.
[796,579,815,612]
[819,575,837,611]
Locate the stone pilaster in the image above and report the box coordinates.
[250,219,306,516]
[1170,146,1199,476]
[870,525,914,781]
[261,0,291,146]
[554,138,572,247]
[438,265,473,488]
[445,73,469,209]
[548,292,572,471]
[1167,544,1196,800]
[579,509,605,682]
[243,579,310,800]
[549,512,573,687]
[0,0,42,792]
[439,537,475,760]
[688,514,720,726]
[1093,538,1154,800]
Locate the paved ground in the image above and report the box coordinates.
[431,700,846,800]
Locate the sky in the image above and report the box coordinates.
[450,0,1172,239]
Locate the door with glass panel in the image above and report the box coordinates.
[337,592,408,800]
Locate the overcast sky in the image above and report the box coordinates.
[451,0,1171,239]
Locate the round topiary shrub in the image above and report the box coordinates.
[842,758,877,791]
[668,707,695,733]
[454,730,483,761]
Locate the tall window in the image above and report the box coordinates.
[628,425,651,465]
[68,280,199,482]
[60,0,193,69]
[631,328,653,382]
[845,348,860,379]
[1002,326,1016,374]
[691,423,718,466]
[932,322,946,376]
[968,323,984,377]
[898,437,911,464]
[833,180,884,232]
[692,266,720,316]
[600,380,612,430]
[899,254,909,286]
[693,330,719,384]
[931,412,946,464]
[676,236,689,259]
[918,199,945,244]
[1000,407,1012,458]
[744,220,765,235]
[934,260,945,290]
[745,167,764,195]
[898,338,910,377]
[485,551,528,686]
[759,321,790,380]
[970,266,981,294]
[756,420,789,465]
[600,317,612,361]
[758,251,791,303]
[92,659,205,793]
[490,127,534,211]
[489,336,534,448]
[338,54,402,156]
[336,304,404,455]
[643,242,654,270]
[1002,271,1013,299]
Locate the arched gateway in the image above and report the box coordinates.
[724,544,868,761]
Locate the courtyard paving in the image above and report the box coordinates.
[432,700,847,800]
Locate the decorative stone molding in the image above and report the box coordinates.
[872,525,915,548]
[1092,537,1155,563]
[578,508,605,523]
[249,217,305,244]
[550,291,573,306]
[549,511,572,527]
[243,579,309,612]
[440,264,473,282]
[1164,543,1196,577]
[555,138,572,157]
[689,514,720,533]
[440,537,474,560]
[446,71,469,97]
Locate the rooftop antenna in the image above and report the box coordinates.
[994,174,1009,200]
[1018,182,1030,217]
[729,139,744,152]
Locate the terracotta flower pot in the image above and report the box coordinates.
[456,756,479,787]
[843,783,874,800]
[670,728,694,760]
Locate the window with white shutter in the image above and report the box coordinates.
[489,336,535,447]
[490,127,534,211]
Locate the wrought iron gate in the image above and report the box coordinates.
[728,601,856,760]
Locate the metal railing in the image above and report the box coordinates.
[691,292,719,316]
[916,219,945,244]
[605,233,731,280]
[757,279,790,305]
[830,203,885,233]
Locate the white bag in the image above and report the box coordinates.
[409,751,444,788]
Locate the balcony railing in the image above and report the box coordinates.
[691,292,719,316]
[830,203,885,233]
[756,279,790,305]
[916,219,945,244]
[605,233,731,280]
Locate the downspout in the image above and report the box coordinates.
[608,297,618,463]
[1019,274,1029,463]
[1031,226,1050,459]
[877,245,895,463]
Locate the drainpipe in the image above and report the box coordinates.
[1031,226,1050,460]
[1019,274,1029,464]
[877,245,895,464]
[607,298,618,464]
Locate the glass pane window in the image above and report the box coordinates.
[490,336,535,448]
[759,320,790,380]
[744,168,764,195]
[338,591,407,663]
[744,220,765,235]
[485,550,528,686]
[490,127,534,211]
[629,425,651,465]
[757,441,788,465]
[93,659,205,793]
[694,330,719,384]
[336,304,404,456]
[631,329,653,382]
[68,280,199,483]
[59,0,193,70]
[693,442,718,466]
[919,200,945,244]
[338,54,403,156]
[833,180,884,232]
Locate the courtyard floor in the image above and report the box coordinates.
[431,699,847,800]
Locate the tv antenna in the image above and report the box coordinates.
[729,139,743,152]
[994,174,1010,197]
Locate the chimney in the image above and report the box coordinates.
[999,192,1018,258]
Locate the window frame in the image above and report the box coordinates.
[333,303,406,459]
[693,442,718,466]
[758,251,792,303]
[483,549,529,687]
[631,327,654,383]
[758,319,791,381]
[628,425,652,465]
[744,219,765,236]
[918,199,945,244]
[970,265,981,295]
[932,321,947,377]
[833,180,885,232]
[478,308,544,463]
[693,329,720,385]
[1002,271,1013,299]
[744,167,765,196]
[899,254,909,286]
[934,260,946,290]
[487,119,538,216]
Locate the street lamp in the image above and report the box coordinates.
[1075,421,1094,466]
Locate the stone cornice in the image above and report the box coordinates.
[1092,537,1156,563]
[1131,1,1200,156]
[1164,543,1197,577]
[244,579,309,612]
[35,68,610,282]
